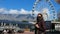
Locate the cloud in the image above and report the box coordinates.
[0,8,55,20]
[0,8,6,13]
[0,8,40,14]
[19,9,29,14]
[9,9,19,14]
[34,11,40,14]
[19,9,40,14]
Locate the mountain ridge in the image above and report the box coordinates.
[0,14,35,22]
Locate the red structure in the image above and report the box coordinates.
[55,0,60,4]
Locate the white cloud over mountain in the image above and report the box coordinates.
[0,8,40,14]
[9,9,19,14]
[0,8,55,20]
[0,8,6,13]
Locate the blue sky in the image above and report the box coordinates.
[0,0,60,12]
[0,0,60,20]
[0,0,35,10]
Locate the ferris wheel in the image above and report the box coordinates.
[32,0,56,21]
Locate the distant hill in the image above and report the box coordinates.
[0,14,36,22]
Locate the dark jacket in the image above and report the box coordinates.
[36,16,46,32]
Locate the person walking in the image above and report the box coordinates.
[35,13,46,34]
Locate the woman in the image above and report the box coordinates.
[35,13,46,34]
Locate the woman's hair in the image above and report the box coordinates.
[37,13,43,17]
[37,13,44,22]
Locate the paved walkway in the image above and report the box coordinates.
[3,32,34,34]
[15,32,34,34]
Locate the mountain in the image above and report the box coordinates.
[0,14,36,22]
